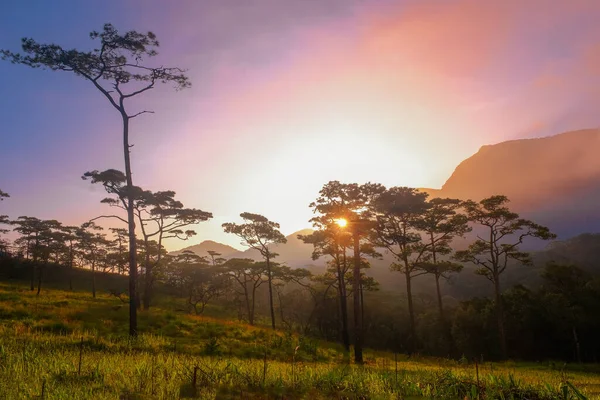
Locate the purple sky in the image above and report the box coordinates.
[1,0,600,250]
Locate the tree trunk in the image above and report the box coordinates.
[122,113,138,337]
[143,241,152,310]
[405,262,416,353]
[31,239,38,291]
[36,264,43,296]
[144,233,163,310]
[250,283,257,325]
[245,283,254,325]
[188,287,194,313]
[435,274,444,322]
[30,263,35,291]
[494,275,507,359]
[135,281,142,310]
[360,277,365,327]
[91,261,96,299]
[430,233,444,322]
[572,326,582,363]
[352,232,363,364]
[337,252,350,352]
[68,242,74,291]
[266,253,276,330]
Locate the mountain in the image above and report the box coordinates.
[170,240,240,258]
[232,229,319,267]
[421,129,600,239]
[171,230,320,267]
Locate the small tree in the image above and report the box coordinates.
[109,228,128,275]
[76,222,109,298]
[36,220,64,295]
[167,251,227,315]
[3,24,191,336]
[134,190,212,309]
[12,216,61,291]
[299,224,352,351]
[0,191,9,253]
[223,213,287,330]
[82,169,142,331]
[541,263,593,363]
[223,258,267,325]
[207,250,226,266]
[271,264,313,330]
[414,198,470,322]
[454,195,556,359]
[58,226,79,290]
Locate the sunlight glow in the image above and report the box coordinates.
[335,218,348,228]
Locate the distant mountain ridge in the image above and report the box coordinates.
[421,128,600,239]
[170,240,240,258]
[172,230,319,267]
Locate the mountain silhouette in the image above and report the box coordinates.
[173,230,319,267]
[170,240,240,259]
[228,229,317,266]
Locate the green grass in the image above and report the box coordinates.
[0,281,598,399]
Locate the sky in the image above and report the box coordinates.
[2,0,600,250]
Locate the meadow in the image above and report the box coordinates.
[0,282,598,399]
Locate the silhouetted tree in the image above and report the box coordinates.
[82,169,142,321]
[207,250,226,266]
[0,191,9,252]
[302,181,358,353]
[3,24,190,336]
[300,229,352,351]
[372,187,430,352]
[58,225,79,290]
[76,222,108,298]
[223,258,267,325]
[308,181,385,363]
[109,228,128,275]
[454,195,556,359]
[130,190,212,309]
[12,217,55,291]
[414,198,470,322]
[540,263,593,363]
[167,251,227,314]
[223,213,286,330]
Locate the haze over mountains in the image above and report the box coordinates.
[175,129,600,294]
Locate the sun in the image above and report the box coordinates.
[334,218,348,228]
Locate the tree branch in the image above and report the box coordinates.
[89,215,128,225]
[129,110,154,119]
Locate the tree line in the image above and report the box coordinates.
[5,177,597,364]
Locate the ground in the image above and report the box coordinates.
[0,281,598,399]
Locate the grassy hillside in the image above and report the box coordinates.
[0,282,599,399]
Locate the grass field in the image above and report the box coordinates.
[0,281,599,399]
